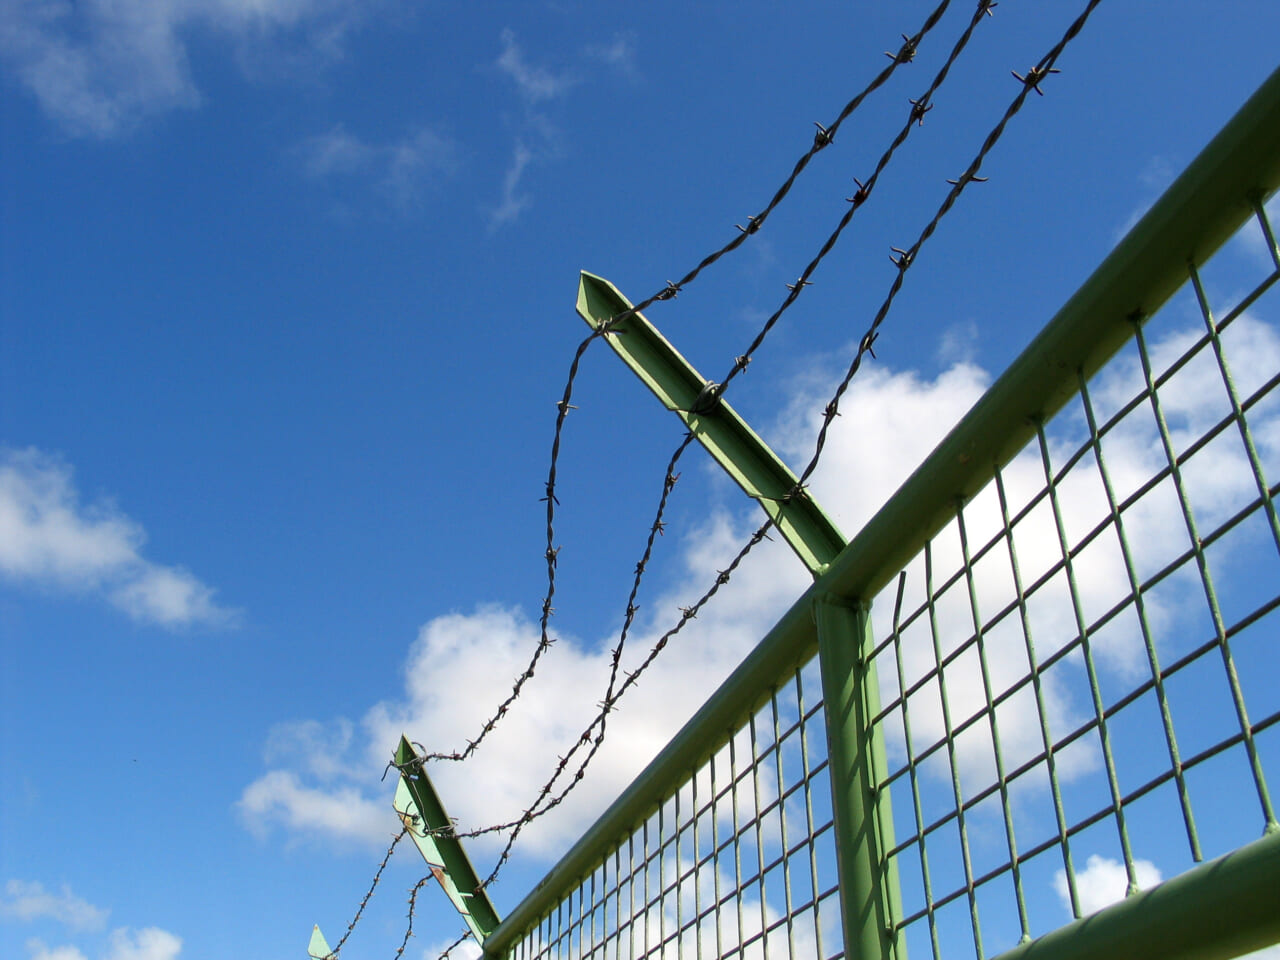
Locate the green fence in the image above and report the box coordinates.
[480,65,1280,960]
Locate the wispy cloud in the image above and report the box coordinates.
[1,880,108,932]
[488,141,533,228]
[298,124,459,212]
[485,28,583,227]
[101,929,181,960]
[1114,155,1177,240]
[584,33,638,79]
[0,0,366,138]
[0,448,235,628]
[495,28,576,103]
[26,942,89,960]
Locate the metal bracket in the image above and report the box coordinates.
[577,271,846,575]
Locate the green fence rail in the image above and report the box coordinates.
[482,64,1280,960]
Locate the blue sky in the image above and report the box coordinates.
[2,3,1279,960]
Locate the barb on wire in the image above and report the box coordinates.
[456,0,1105,895]
[472,519,777,888]
[707,0,998,401]
[415,0,962,767]
[432,929,475,960]
[796,0,1101,491]
[322,827,408,959]
[392,876,432,960]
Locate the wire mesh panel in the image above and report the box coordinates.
[872,199,1280,960]
[507,657,846,959]
[485,68,1280,960]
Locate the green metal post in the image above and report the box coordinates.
[815,596,903,960]
[394,736,502,944]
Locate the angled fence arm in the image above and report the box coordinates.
[577,271,846,576]
[394,736,502,945]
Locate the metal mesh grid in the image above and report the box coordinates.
[508,657,846,959]
[872,198,1280,960]
[499,197,1280,960]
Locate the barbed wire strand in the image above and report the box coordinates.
[415,0,959,767]
[406,2,1105,954]
[460,0,1105,896]
[436,929,475,959]
[321,827,408,959]
[392,876,433,960]
[450,0,1003,872]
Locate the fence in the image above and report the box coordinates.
[478,64,1280,960]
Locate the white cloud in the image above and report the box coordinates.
[421,936,481,960]
[23,928,182,960]
[1054,853,1162,917]
[2,881,108,931]
[0,0,365,137]
[0,449,234,628]
[102,928,181,960]
[240,313,1280,906]
[299,124,459,211]
[26,940,89,960]
[495,28,575,103]
[238,770,391,846]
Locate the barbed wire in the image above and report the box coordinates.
[414,0,961,767]
[392,876,433,960]
[392,1,1108,955]
[319,827,408,959]
[453,0,1105,896]
[444,0,1004,871]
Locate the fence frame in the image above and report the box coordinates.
[481,63,1280,960]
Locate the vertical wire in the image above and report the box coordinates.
[993,465,1082,912]
[575,875,584,960]
[1034,420,1139,893]
[660,796,670,957]
[925,539,985,959]
[694,762,705,960]
[750,713,772,959]
[890,570,942,960]
[772,689,797,958]
[1190,263,1280,571]
[611,848,620,958]
[589,866,597,959]
[731,732,747,958]
[555,884,564,958]
[955,501,1030,942]
[629,832,637,960]
[1134,316,1277,830]
[1076,371,1203,859]
[1257,198,1280,271]
[712,744,725,960]
[696,773,706,960]
[675,785,685,960]
[795,669,828,960]
[643,818,652,958]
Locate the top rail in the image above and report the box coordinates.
[482,62,1280,958]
